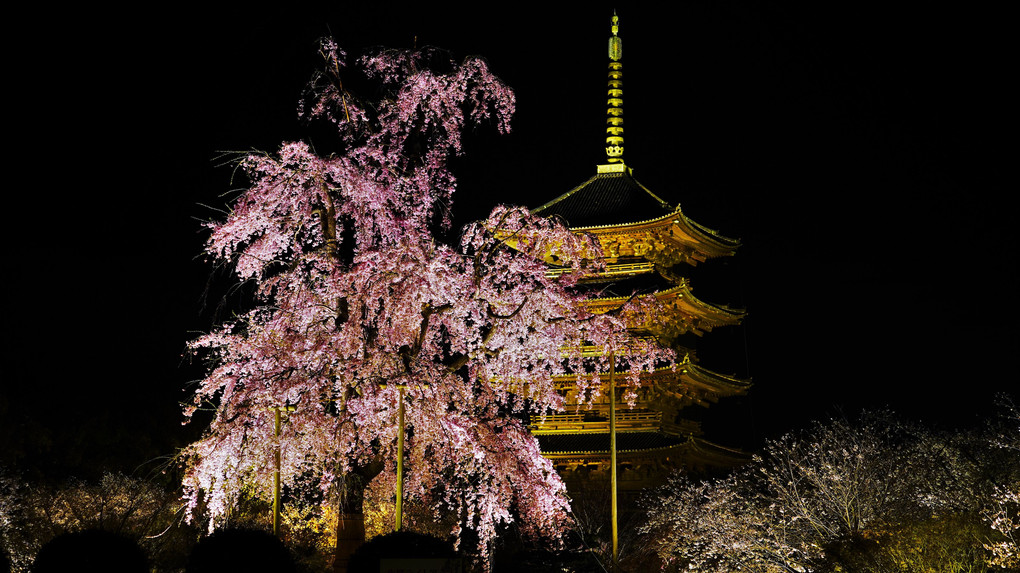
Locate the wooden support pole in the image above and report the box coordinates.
[273,406,282,536]
[395,383,406,531]
[272,404,296,538]
[609,352,618,569]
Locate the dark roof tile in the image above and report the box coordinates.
[531,171,674,228]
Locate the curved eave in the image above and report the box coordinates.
[683,436,753,467]
[574,207,740,262]
[551,364,750,396]
[680,360,752,396]
[583,280,745,331]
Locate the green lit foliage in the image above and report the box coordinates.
[832,514,988,573]
[985,486,1020,570]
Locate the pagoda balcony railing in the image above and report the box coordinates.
[530,410,662,434]
[545,261,655,279]
[557,338,660,359]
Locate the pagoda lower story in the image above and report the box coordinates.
[542,435,749,496]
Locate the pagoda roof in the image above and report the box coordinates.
[532,168,674,228]
[550,361,750,403]
[530,174,740,269]
[675,359,751,399]
[584,279,745,336]
[534,167,737,250]
[538,433,750,468]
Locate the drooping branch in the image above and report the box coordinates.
[414,303,453,357]
[486,296,528,321]
[313,183,339,261]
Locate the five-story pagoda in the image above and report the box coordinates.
[527,14,751,497]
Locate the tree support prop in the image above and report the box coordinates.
[610,353,618,570]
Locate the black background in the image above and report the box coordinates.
[3,3,1015,477]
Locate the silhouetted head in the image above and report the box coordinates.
[348,530,460,573]
[33,529,147,573]
[185,528,296,573]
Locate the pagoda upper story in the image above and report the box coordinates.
[536,174,741,271]
[532,13,744,342]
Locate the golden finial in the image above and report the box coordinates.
[609,12,622,61]
[605,12,625,165]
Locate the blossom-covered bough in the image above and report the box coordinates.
[182,39,672,565]
[984,395,1020,570]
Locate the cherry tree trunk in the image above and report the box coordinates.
[332,463,381,572]
[333,506,365,573]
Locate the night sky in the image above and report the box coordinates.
[3,4,1014,478]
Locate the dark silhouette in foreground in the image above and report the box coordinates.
[348,531,460,573]
[32,529,148,573]
[185,528,296,573]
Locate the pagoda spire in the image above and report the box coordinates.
[605,12,625,165]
